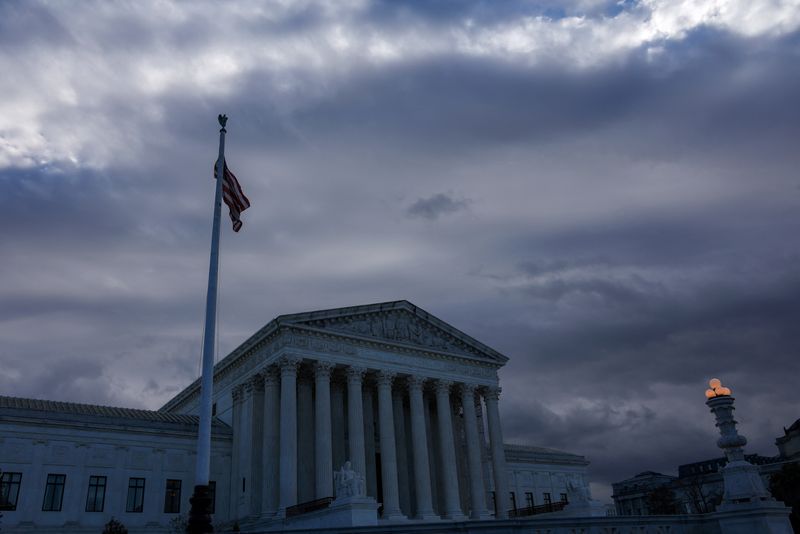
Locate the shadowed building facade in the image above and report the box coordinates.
[0,300,591,532]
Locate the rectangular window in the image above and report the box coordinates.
[85,476,107,512]
[42,474,66,511]
[560,492,568,503]
[0,472,22,511]
[126,478,146,513]
[509,491,517,511]
[164,479,182,513]
[208,481,216,514]
[525,492,534,508]
[212,403,217,416]
[543,492,552,505]
[490,491,497,515]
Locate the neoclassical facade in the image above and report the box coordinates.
[0,300,592,532]
[163,300,515,524]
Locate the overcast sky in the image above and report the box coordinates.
[2,0,799,502]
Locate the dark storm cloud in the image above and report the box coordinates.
[1,0,799,502]
[406,193,469,220]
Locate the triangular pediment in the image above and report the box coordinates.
[276,300,508,364]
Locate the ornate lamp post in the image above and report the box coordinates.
[705,378,773,507]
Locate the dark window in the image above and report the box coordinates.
[126,478,146,512]
[525,492,534,508]
[560,492,568,503]
[543,492,552,505]
[85,476,107,512]
[509,491,517,511]
[212,403,217,416]
[490,491,497,515]
[0,472,22,511]
[208,481,216,514]
[164,479,182,513]
[42,474,66,511]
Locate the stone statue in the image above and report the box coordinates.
[334,461,366,499]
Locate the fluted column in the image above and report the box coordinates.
[297,370,315,503]
[461,384,489,519]
[331,379,346,470]
[346,366,367,482]
[315,361,335,499]
[229,384,244,517]
[248,374,265,516]
[392,387,411,515]
[435,380,466,519]
[377,371,404,519]
[239,380,255,517]
[261,368,280,517]
[364,383,377,497]
[475,395,492,511]
[484,387,510,519]
[407,376,437,519]
[278,356,300,514]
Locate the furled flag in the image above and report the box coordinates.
[214,159,251,232]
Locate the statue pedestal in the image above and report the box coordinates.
[281,495,378,530]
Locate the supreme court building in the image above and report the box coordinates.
[0,301,590,532]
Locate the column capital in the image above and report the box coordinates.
[407,375,427,392]
[434,379,453,396]
[346,366,367,384]
[248,373,265,392]
[232,384,245,403]
[260,367,280,387]
[314,360,336,380]
[460,383,479,395]
[377,370,396,388]
[243,380,255,394]
[484,386,501,401]
[279,355,302,376]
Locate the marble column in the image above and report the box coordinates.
[279,356,300,514]
[238,380,255,517]
[297,370,315,503]
[331,379,346,471]
[435,380,466,520]
[315,361,335,499]
[346,366,367,482]
[229,385,244,517]
[363,383,377,497]
[377,370,404,519]
[392,387,411,515]
[248,374,265,516]
[484,386,510,519]
[261,368,280,517]
[461,384,490,519]
[475,395,493,512]
[407,375,437,519]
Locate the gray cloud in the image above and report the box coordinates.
[406,193,470,220]
[1,0,799,502]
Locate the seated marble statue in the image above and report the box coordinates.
[334,460,366,499]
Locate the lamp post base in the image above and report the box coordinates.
[187,484,214,533]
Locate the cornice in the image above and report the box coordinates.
[161,301,506,413]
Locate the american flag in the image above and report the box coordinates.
[214,159,251,232]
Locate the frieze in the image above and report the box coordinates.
[300,310,480,359]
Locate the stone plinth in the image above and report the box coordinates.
[280,495,379,531]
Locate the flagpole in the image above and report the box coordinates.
[188,114,227,534]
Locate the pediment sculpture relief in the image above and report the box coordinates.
[303,311,473,357]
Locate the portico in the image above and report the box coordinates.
[163,300,512,524]
[229,357,509,522]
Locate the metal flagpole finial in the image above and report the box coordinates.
[218,114,228,130]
